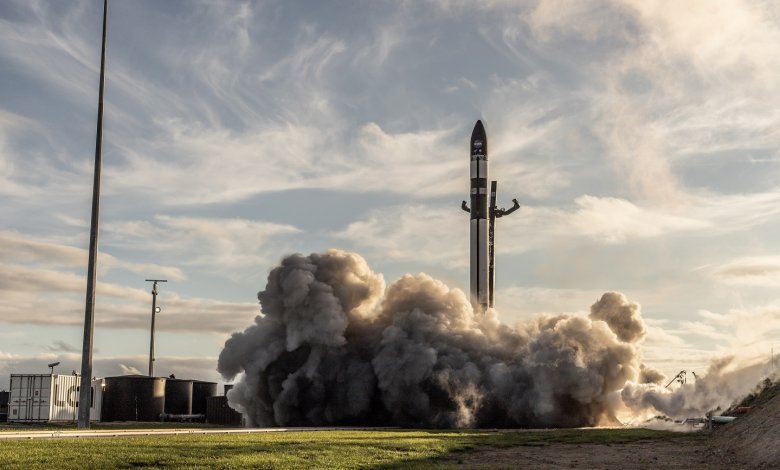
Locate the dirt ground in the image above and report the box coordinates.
[437,379,780,469]
[436,438,721,469]
[709,381,780,468]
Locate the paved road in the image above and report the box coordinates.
[0,426,391,441]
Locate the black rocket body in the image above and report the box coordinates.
[469,120,489,310]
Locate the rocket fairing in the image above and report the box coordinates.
[461,120,520,313]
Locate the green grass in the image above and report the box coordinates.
[0,428,695,469]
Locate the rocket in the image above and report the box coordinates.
[464,120,489,311]
[462,120,519,313]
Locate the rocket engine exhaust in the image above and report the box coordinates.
[217,250,711,429]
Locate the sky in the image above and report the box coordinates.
[2,0,780,391]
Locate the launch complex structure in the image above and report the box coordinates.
[462,120,519,312]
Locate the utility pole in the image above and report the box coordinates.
[78,0,108,430]
[146,279,167,376]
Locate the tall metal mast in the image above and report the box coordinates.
[78,0,109,430]
[488,181,519,308]
[146,279,167,376]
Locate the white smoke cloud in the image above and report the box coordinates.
[219,251,711,428]
[218,251,779,427]
[622,356,776,420]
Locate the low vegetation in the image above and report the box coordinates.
[0,428,695,469]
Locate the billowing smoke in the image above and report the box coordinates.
[622,356,776,419]
[219,250,687,428]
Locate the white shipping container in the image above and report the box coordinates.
[8,374,103,422]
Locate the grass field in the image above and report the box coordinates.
[0,428,695,469]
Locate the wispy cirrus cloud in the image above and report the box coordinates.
[677,307,780,362]
[0,230,185,280]
[558,196,707,243]
[339,197,708,268]
[335,204,467,268]
[702,256,780,287]
[104,215,301,278]
[0,262,258,334]
[0,228,259,333]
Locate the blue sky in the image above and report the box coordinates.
[2,0,780,390]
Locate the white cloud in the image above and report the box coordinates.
[695,307,780,352]
[625,0,780,83]
[696,190,780,231]
[0,110,55,199]
[528,0,637,43]
[0,262,258,334]
[335,196,709,270]
[703,256,780,287]
[563,196,708,243]
[335,204,467,268]
[105,215,300,280]
[0,228,259,334]
[501,196,708,248]
[0,0,98,105]
[0,230,185,280]
[104,119,467,205]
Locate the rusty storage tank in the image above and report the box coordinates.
[192,381,217,415]
[164,378,193,415]
[102,376,166,422]
[206,396,243,426]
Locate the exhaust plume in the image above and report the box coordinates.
[622,356,776,419]
[217,250,766,427]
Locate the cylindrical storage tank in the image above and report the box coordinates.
[164,379,193,415]
[206,396,243,426]
[102,376,166,422]
[192,381,217,415]
[0,390,9,423]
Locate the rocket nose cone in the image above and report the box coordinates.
[470,120,487,155]
[471,120,486,139]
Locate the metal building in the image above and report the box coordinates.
[101,375,165,422]
[7,374,103,422]
[205,395,243,426]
